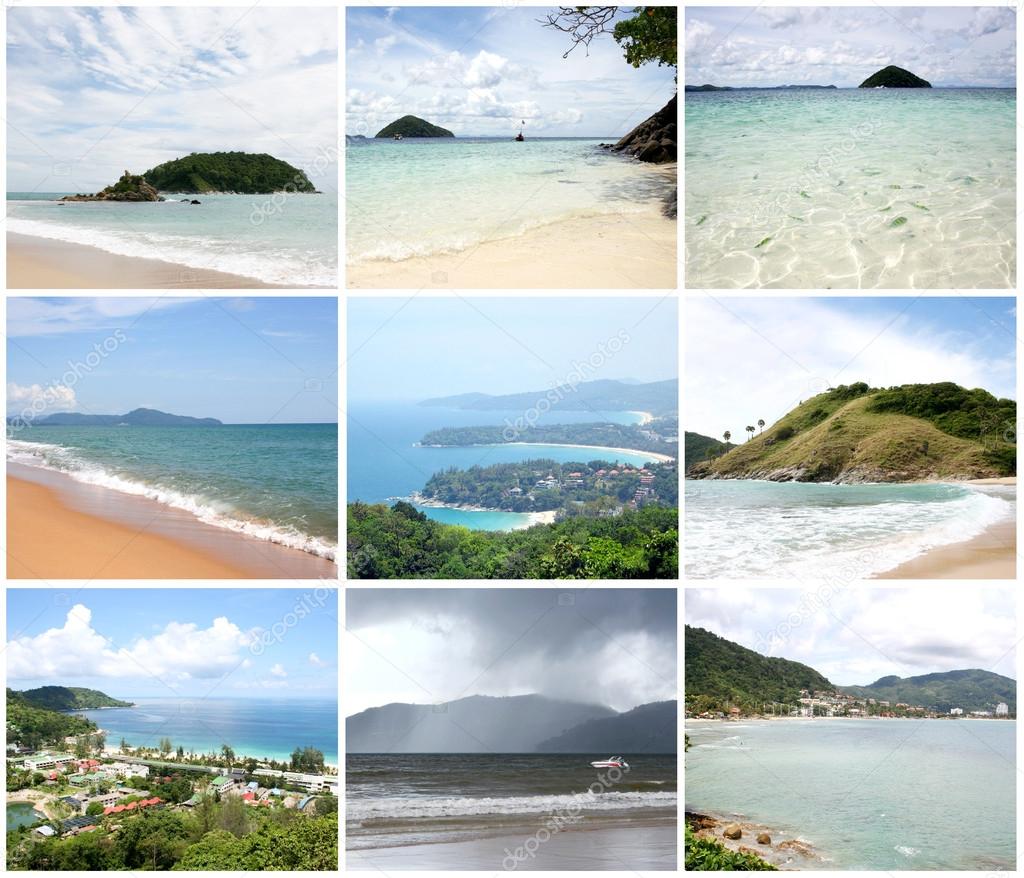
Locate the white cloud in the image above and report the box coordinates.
[7,605,254,682]
[270,663,287,677]
[7,382,77,414]
[375,35,398,56]
[7,297,198,337]
[308,652,325,666]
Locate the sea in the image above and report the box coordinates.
[7,192,337,287]
[74,697,338,766]
[345,137,675,265]
[348,402,661,530]
[686,718,1016,870]
[685,479,1015,579]
[347,753,677,850]
[685,88,1016,288]
[8,423,337,560]
[7,802,45,831]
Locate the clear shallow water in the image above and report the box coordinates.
[8,424,337,559]
[75,697,337,765]
[348,402,660,530]
[7,192,337,286]
[345,137,674,264]
[685,479,1014,579]
[686,719,1015,870]
[347,754,676,849]
[685,89,1015,288]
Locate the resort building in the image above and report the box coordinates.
[997,703,1009,716]
[209,775,236,794]
[950,708,964,716]
[24,753,77,771]
[101,762,150,780]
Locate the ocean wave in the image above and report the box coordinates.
[348,790,677,822]
[8,217,336,287]
[8,439,336,561]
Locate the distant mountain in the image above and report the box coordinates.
[685,431,735,465]
[686,625,834,708]
[375,115,454,138]
[688,382,1014,482]
[420,379,679,418]
[28,407,222,427]
[537,700,677,753]
[346,694,616,753]
[841,670,1015,713]
[18,686,134,710]
[859,65,931,88]
[685,83,837,91]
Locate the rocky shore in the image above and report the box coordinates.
[688,463,1008,483]
[60,170,164,202]
[686,811,819,869]
[600,94,677,218]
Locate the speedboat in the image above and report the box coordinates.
[590,756,628,769]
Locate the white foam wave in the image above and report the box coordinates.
[348,790,677,822]
[8,439,336,561]
[8,217,336,287]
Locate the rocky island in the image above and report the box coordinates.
[859,65,932,88]
[375,115,454,138]
[60,171,163,202]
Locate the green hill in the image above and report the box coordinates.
[18,686,134,710]
[6,689,99,749]
[840,670,1015,713]
[375,115,454,138]
[688,382,1015,482]
[33,408,222,427]
[859,65,931,88]
[143,151,316,193]
[685,431,734,465]
[685,626,834,711]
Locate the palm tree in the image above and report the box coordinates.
[723,430,731,444]
[746,425,755,441]
[757,418,765,434]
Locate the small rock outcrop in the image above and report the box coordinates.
[610,94,677,164]
[375,115,454,138]
[858,65,931,88]
[757,832,772,845]
[723,823,743,840]
[60,170,163,202]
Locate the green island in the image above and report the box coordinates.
[6,688,337,871]
[419,458,677,514]
[688,382,1015,482]
[858,65,932,88]
[348,502,677,579]
[374,115,454,138]
[420,418,678,458]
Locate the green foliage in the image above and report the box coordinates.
[374,115,454,138]
[7,688,98,750]
[290,747,326,773]
[613,7,677,71]
[143,152,316,194]
[685,824,777,871]
[172,816,338,870]
[348,502,678,579]
[867,383,1016,445]
[685,626,833,712]
[685,431,734,462]
[840,669,1016,713]
[85,802,105,816]
[18,686,132,711]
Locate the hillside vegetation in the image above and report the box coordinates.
[7,689,99,749]
[685,431,735,463]
[685,626,834,711]
[841,669,1016,713]
[688,382,1015,482]
[19,686,133,710]
[143,152,316,194]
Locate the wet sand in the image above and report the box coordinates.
[876,519,1016,580]
[347,823,677,870]
[8,468,337,579]
[7,232,286,288]
[347,210,677,289]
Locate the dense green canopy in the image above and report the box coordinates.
[143,152,316,194]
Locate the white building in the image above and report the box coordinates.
[253,768,338,794]
[101,762,150,780]
[996,703,1009,716]
[950,708,963,716]
[24,753,77,771]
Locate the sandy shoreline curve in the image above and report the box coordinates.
[406,493,557,528]
[498,441,676,463]
[7,231,294,289]
[347,209,677,289]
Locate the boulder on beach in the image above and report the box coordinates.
[611,94,677,164]
[757,832,772,845]
[723,823,742,840]
[858,65,931,88]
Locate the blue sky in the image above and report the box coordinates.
[686,7,1016,87]
[686,296,1016,437]
[346,6,676,136]
[7,7,337,192]
[8,297,338,424]
[6,589,339,698]
[348,297,678,401]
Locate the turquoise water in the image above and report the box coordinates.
[348,402,661,530]
[346,137,675,263]
[686,719,1015,870]
[7,803,45,831]
[686,88,1015,288]
[75,697,338,765]
[7,192,337,286]
[8,423,337,558]
[685,479,1015,579]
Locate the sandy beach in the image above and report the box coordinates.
[500,441,676,463]
[875,518,1016,580]
[407,493,558,528]
[7,232,284,289]
[347,822,677,870]
[346,210,677,289]
[7,470,337,579]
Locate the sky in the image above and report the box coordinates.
[6,588,339,698]
[346,6,676,136]
[685,296,1016,438]
[686,587,1016,686]
[686,6,1016,87]
[345,588,677,715]
[7,297,338,424]
[7,7,338,192]
[348,297,677,401]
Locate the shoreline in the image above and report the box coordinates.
[347,209,677,289]
[7,231,299,289]
[498,441,676,463]
[407,492,558,528]
[98,745,338,772]
[686,811,819,870]
[7,468,337,579]
[875,517,1016,579]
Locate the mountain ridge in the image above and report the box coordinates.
[22,407,223,427]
